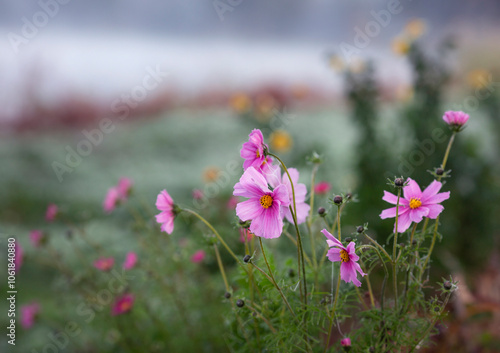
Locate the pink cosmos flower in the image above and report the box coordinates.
[262,163,310,224]
[123,252,137,270]
[240,129,268,170]
[443,110,469,128]
[191,250,206,263]
[15,242,23,273]
[94,257,114,271]
[117,177,133,200]
[234,166,290,238]
[155,189,176,234]
[111,293,134,316]
[21,302,40,329]
[192,189,204,200]
[380,178,450,233]
[103,187,120,213]
[45,204,58,222]
[322,229,366,287]
[29,230,44,248]
[341,337,351,347]
[314,181,331,195]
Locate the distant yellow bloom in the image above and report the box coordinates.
[230,93,251,113]
[404,19,426,39]
[328,55,345,72]
[270,130,293,153]
[392,37,410,56]
[467,69,491,89]
[203,166,221,183]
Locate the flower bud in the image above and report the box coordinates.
[236,299,245,308]
[356,226,364,233]
[340,337,351,351]
[243,255,251,263]
[333,195,343,205]
[224,292,231,299]
[318,207,326,215]
[288,269,295,278]
[394,178,404,187]
[345,237,352,243]
[436,168,444,176]
[443,281,452,290]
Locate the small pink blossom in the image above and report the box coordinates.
[322,229,366,287]
[94,257,114,271]
[227,196,239,210]
[192,189,204,200]
[123,252,137,270]
[117,177,133,200]
[29,230,44,248]
[240,228,254,243]
[443,110,469,128]
[191,250,206,263]
[341,337,351,347]
[21,302,40,329]
[234,166,290,238]
[45,204,58,222]
[111,293,134,316]
[103,187,120,213]
[15,242,23,273]
[380,178,450,233]
[314,181,331,195]
[240,129,268,170]
[155,189,176,234]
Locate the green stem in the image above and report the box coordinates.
[268,152,308,308]
[392,189,401,310]
[440,131,456,172]
[307,164,319,271]
[257,238,297,319]
[323,265,341,353]
[183,209,247,273]
[336,205,341,241]
[420,218,440,281]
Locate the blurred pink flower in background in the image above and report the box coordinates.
[45,204,58,222]
[15,242,23,273]
[103,187,119,213]
[123,252,138,270]
[156,189,176,234]
[21,303,40,329]
[191,250,206,263]
[314,181,331,195]
[340,337,351,347]
[94,257,115,271]
[111,294,134,316]
[226,196,239,210]
[192,189,204,200]
[29,230,44,247]
[239,228,254,243]
[117,177,133,200]
[443,110,469,128]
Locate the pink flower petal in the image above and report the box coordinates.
[426,204,445,219]
[394,211,412,233]
[327,248,341,262]
[250,203,283,239]
[420,180,442,202]
[409,207,429,223]
[272,184,290,208]
[403,178,422,200]
[321,229,342,248]
[236,199,264,221]
[425,191,450,205]
[346,242,359,262]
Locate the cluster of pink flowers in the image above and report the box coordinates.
[103,178,133,213]
[233,129,310,239]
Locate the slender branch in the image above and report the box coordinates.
[323,265,341,353]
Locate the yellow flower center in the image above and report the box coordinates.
[260,195,273,209]
[340,249,350,263]
[409,198,422,209]
[256,150,260,158]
